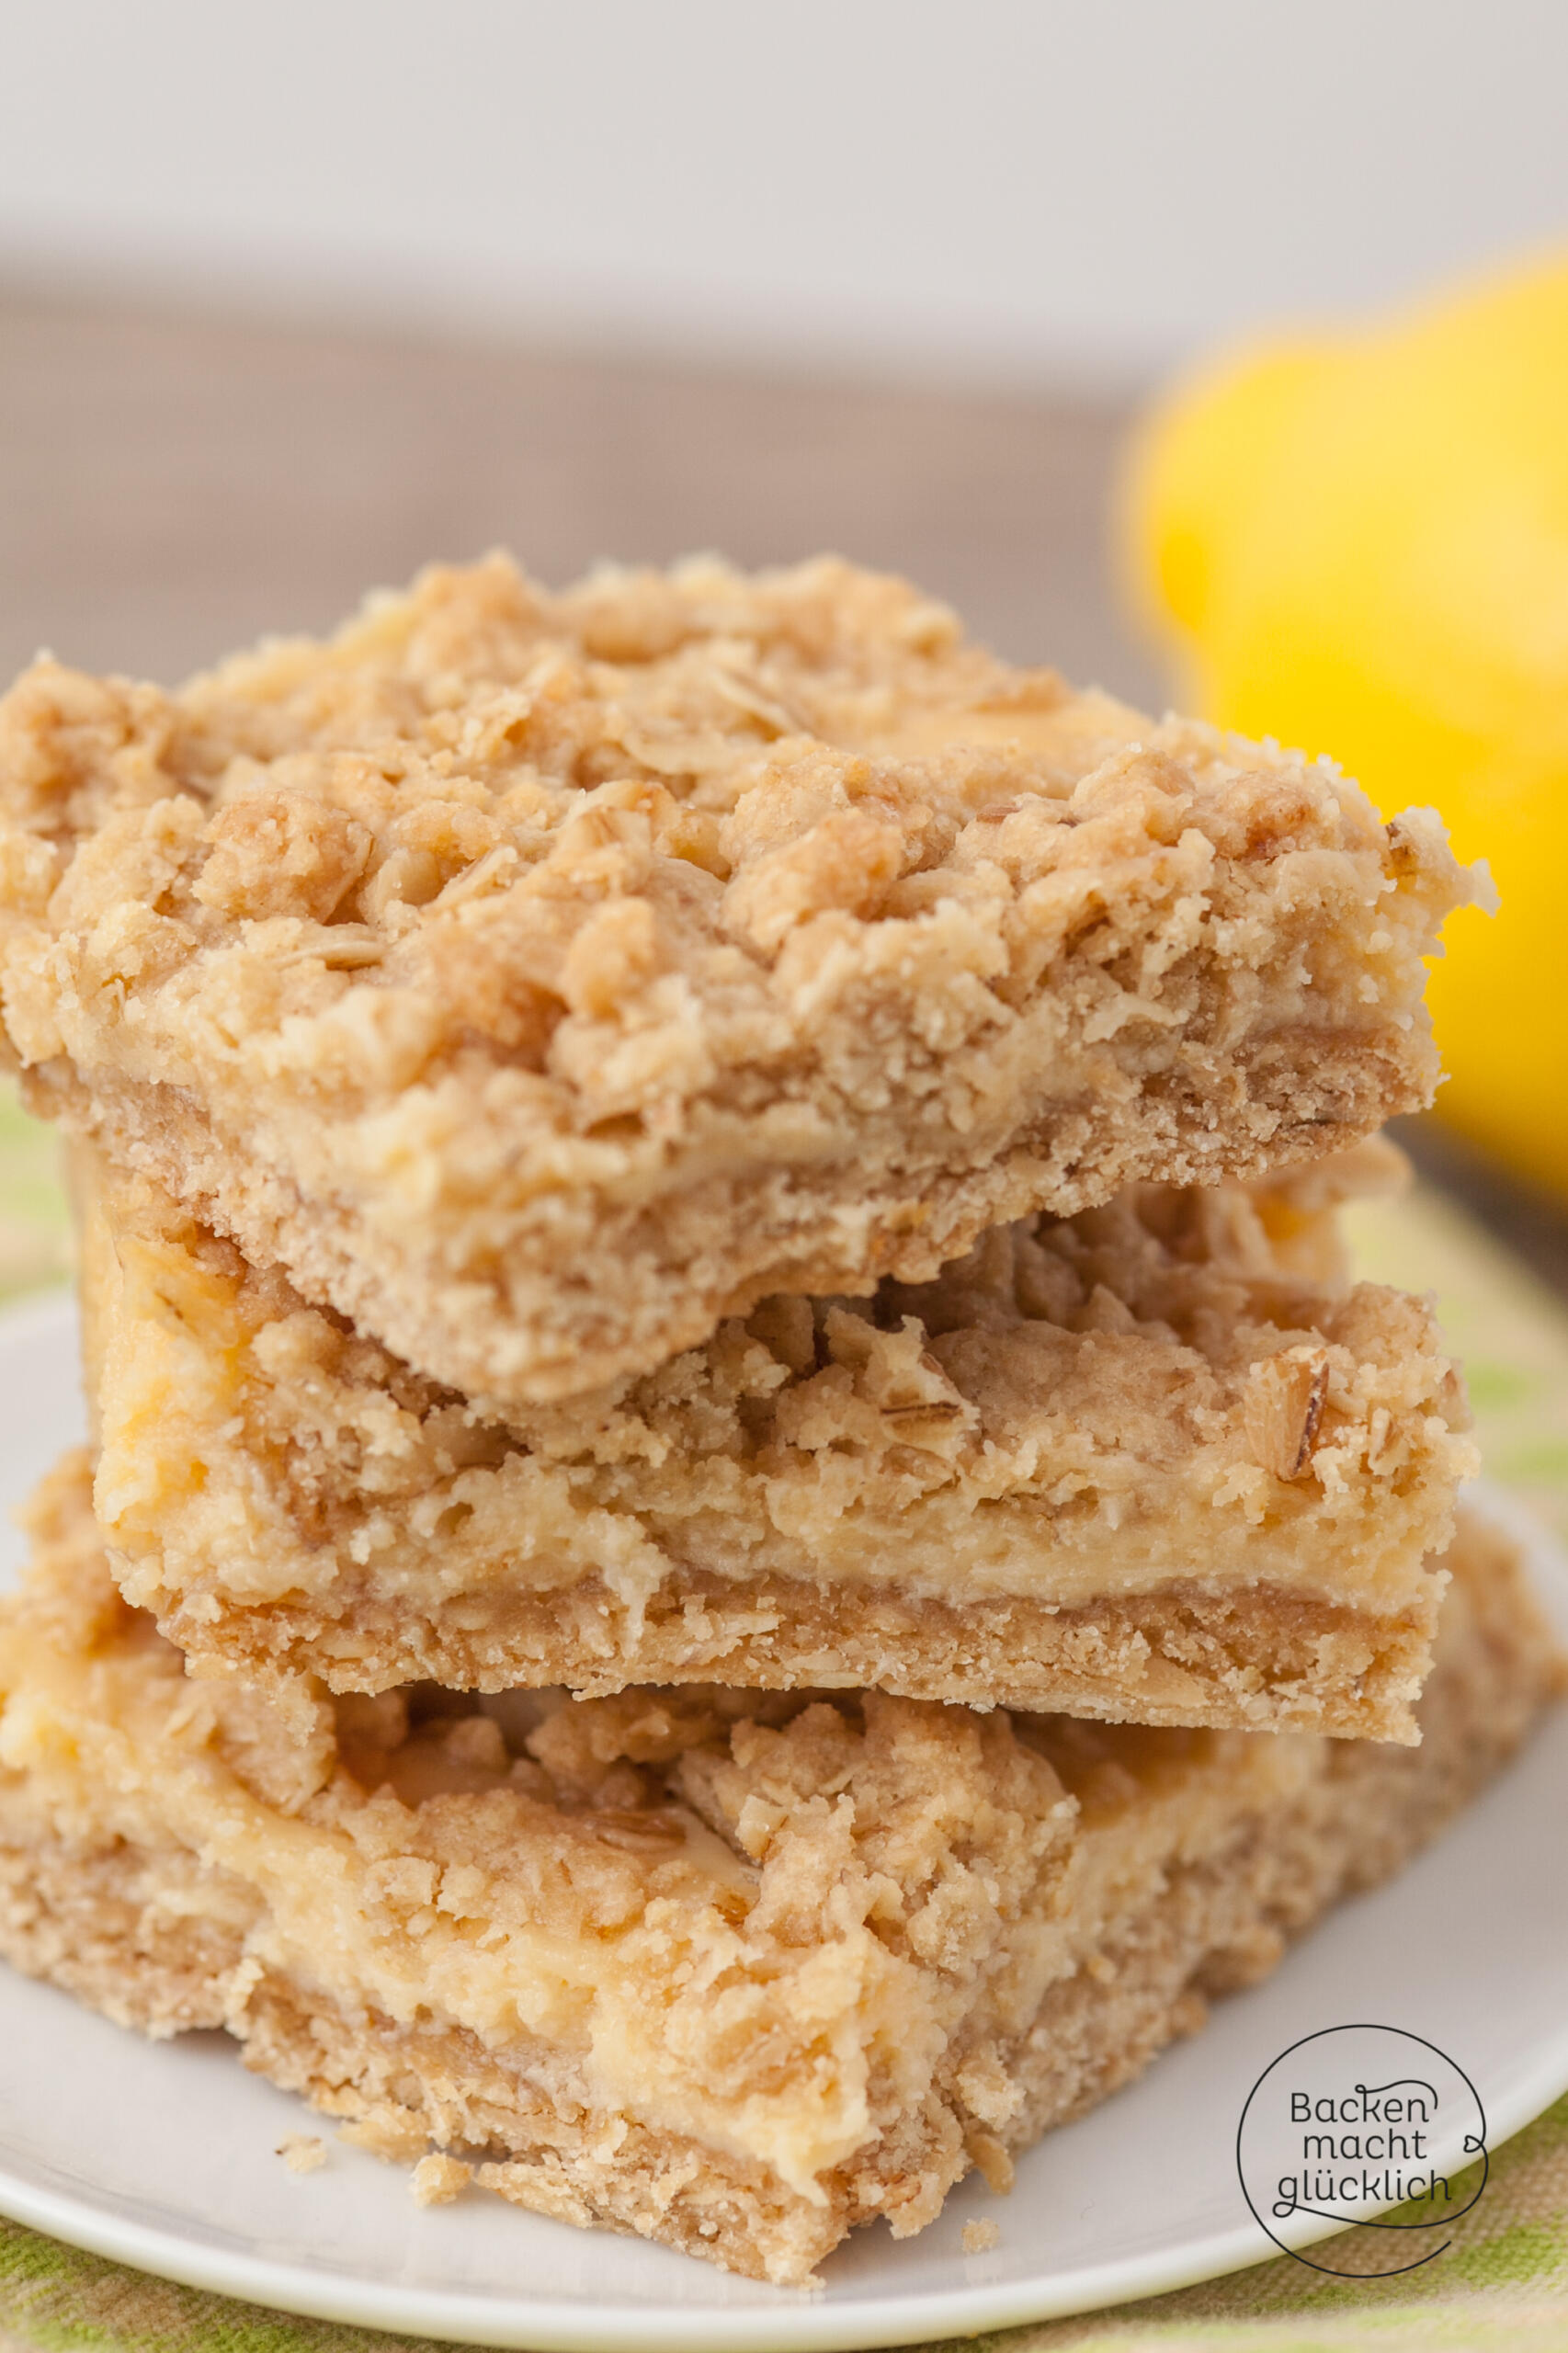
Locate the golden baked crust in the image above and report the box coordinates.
[0,554,1473,1406]
[0,1455,1554,2284]
[83,1139,1472,1736]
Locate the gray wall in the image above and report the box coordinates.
[1,0,1564,381]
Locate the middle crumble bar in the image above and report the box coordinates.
[82,1141,1473,1740]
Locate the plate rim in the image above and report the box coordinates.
[0,1289,1562,2350]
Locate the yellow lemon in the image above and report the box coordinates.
[1124,252,1568,1196]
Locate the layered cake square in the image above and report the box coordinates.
[0,1456,1552,2284]
[0,554,1475,1407]
[81,1139,1473,1736]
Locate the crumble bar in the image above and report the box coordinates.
[0,1456,1553,2285]
[0,554,1474,1407]
[83,1138,1473,1738]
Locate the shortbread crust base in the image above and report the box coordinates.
[28,1026,1424,1415]
[148,1562,1446,1742]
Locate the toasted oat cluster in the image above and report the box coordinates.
[84,1137,1472,1736]
[0,1455,1554,2285]
[0,554,1473,1406]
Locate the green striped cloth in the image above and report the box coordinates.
[0,1092,1565,2353]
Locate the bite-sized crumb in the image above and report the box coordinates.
[410,2153,472,2207]
[964,2131,1016,2194]
[962,2219,1002,2254]
[337,2112,427,2163]
[277,2133,325,2174]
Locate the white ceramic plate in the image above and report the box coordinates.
[0,1290,1563,2352]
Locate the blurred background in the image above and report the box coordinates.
[4,0,1566,682]
[1,0,1567,1380]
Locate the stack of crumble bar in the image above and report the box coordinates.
[0,556,1557,2286]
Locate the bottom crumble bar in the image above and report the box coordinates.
[0,1454,1557,2286]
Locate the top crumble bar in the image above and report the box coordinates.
[0,554,1474,1405]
